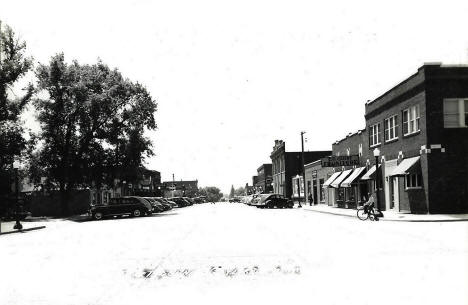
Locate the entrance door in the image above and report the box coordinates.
[391,177,400,211]
[313,180,318,205]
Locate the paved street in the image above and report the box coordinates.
[1,203,467,305]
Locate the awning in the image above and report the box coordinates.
[330,169,353,188]
[360,164,381,180]
[390,156,420,176]
[322,172,342,188]
[341,167,366,187]
[384,159,398,177]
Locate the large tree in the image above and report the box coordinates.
[0,22,33,175]
[33,54,157,214]
[198,186,223,203]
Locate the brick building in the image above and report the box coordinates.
[304,160,333,205]
[255,164,273,194]
[162,180,198,197]
[363,63,468,214]
[325,130,370,208]
[270,140,331,199]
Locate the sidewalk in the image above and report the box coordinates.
[0,220,46,235]
[301,204,468,222]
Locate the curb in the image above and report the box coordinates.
[0,226,46,236]
[303,208,468,222]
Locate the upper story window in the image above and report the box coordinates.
[402,105,420,136]
[369,123,381,147]
[443,98,468,128]
[358,143,363,157]
[384,115,398,142]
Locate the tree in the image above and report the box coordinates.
[32,54,157,215]
[198,186,223,202]
[0,21,33,193]
[229,185,234,198]
[234,186,245,196]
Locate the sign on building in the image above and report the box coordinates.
[321,155,360,167]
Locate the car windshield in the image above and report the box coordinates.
[259,195,271,203]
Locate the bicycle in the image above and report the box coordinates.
[356,202,382,221]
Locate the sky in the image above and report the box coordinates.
[3,0,468,194]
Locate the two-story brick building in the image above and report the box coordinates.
[255,164,273,193]
[363,63,468,213]
[271,140,331,199]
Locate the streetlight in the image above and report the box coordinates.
[300,131,306,208]
[295,174,302,208]
[373,148,381,210]
[12,161,23,230]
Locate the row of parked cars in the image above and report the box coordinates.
[89,196,207,220]
[241,193,294,209]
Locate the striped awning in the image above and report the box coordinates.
[341,167,366,187]
[360,164,381,180]
[322,172,342,188]
[330,169,353,188]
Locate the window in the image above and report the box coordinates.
[443,98,468,128]
[369,123,381,147]
[402,105,420,135]
[384,115,398,142]
[405,173,422,189]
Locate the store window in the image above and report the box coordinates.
[384,115,398,142]
[369,123,381,147]
[405,173,422,189]
[443,98,468,128]
[402,105,420,135]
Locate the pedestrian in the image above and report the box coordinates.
[308,193,314,205]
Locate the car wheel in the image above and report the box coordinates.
[93,211,104,220]
[132,209,142,217]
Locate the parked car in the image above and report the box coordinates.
[160,198,178,208]
[89,196,153,220]
[152,197,173,210]
[143,197,166,212]
[183,197,195,205]
[252,194,293,209]
[169,197,190,207]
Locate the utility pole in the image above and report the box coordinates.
[299,131,306,208]
[172,173,175,198]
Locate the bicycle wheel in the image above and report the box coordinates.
[368,209,377,221]
[357,207,369,220]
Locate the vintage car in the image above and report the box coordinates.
[89,196,153,220]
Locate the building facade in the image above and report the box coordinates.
[270,140,331,199]
[255,164,273,193]
[162,180,198,197]
[363,63,468,214]
[304,160,334,206]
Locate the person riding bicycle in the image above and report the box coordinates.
[363,193,375,213]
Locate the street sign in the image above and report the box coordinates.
[321,155,360,167]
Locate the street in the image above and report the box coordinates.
[1,203,467,305]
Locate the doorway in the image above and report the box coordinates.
[391,177,400,211]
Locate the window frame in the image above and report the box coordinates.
[402,105,420,136]
[369,123,381,147]
[443,98,468,128]
[405,173,422,189]
[384,114,398,142]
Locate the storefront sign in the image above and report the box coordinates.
[321,155,360,167]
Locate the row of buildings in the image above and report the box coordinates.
[246,63,468,214]
[8,168,199,216]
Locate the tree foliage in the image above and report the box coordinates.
[198,186,223,202]
[32,54,157,213]
[229,185,234,198]
[0,22,33,172]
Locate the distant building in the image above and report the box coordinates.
[255,164,273,193]
[271,140,331,199]
[162,180,198,197]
